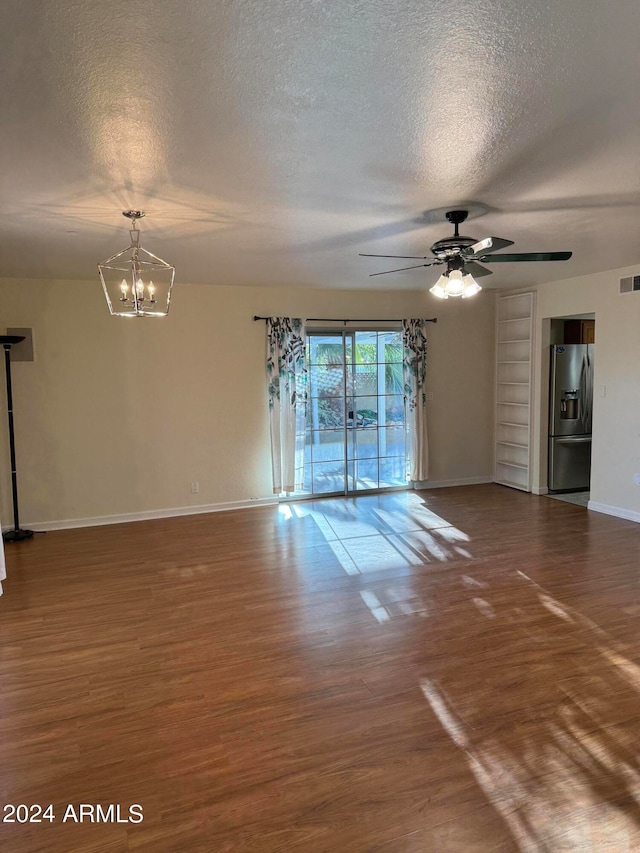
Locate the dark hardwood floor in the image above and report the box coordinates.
[1,484,640,852]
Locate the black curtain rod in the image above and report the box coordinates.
[253,316,437,324]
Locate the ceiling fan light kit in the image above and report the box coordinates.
[98,211,175,317]
[361,209,572,299]
[428,269,482,299]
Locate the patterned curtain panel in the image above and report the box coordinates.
[266,318,307,494]
[402,319,429,482]
[0,537,5,596]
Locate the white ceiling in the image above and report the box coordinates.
[2,0,640,290]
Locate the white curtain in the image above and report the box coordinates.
[0,537,5,596]
[266,318,307,494]
[402,319,429,482]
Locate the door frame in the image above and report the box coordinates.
[295,326,409,499]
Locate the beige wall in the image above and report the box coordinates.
[0,278,496,528]
[532,265,640,517]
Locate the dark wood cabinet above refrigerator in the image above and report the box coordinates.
[564,319,595,344]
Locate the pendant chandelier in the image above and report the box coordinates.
[98,211,175,317]
[429,258,482,299]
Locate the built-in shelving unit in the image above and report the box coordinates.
[495,292,535,491]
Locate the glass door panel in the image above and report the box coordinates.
[305,334,347,496]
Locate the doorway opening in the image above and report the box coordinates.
[298,329,407,497]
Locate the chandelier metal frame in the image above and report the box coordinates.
[98,211,175,317]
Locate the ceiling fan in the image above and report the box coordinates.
[359,209,572,298]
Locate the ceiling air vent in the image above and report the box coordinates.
[620,274,640,293]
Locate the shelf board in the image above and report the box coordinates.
[497,421,528,428]
[497,381,529,386]
[496,460,528,470]
[498,317,530,324]
[497,401,529,407]
[498,339,530,344]
[496,440,528,449]
[497,360,530,364]
[494,477,529,492]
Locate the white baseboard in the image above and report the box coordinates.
[532,485,549,495]
[413,476,493,490]
[22,497,279,533]
[587,501,640,524]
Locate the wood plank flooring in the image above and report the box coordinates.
[1,484,640,851]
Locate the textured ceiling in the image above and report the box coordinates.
[2,0,640,290]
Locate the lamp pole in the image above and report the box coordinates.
[0,336,33,542]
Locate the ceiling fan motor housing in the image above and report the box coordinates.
[430,235,476,259]
[431,209,475,259]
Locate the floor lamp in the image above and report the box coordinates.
[0,335,33,542]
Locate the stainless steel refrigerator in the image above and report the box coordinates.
[548,344,594,492]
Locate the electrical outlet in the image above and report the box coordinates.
[425,391,434,401]
[634,473,640,486]
[191,481,199,494]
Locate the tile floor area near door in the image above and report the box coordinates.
[548,490,590,507]
[1,484,640,851]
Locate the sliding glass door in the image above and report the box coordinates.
[301,330,406,496]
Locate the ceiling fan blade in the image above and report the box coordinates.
[359,253,434,260]
[463,261,493,278]
[481,251,572,263]
[462,236,514,256]
[369,262,442,276]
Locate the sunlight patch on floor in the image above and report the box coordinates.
[278,499,473,575]
[472,597,496,619]
[421,675,638,852]
[419,575,640,853]
[359,585,429,623]
[359,590,391,624]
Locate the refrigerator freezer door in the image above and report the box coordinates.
[548,436,592,492]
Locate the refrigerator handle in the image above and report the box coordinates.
[579,349,593,433]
